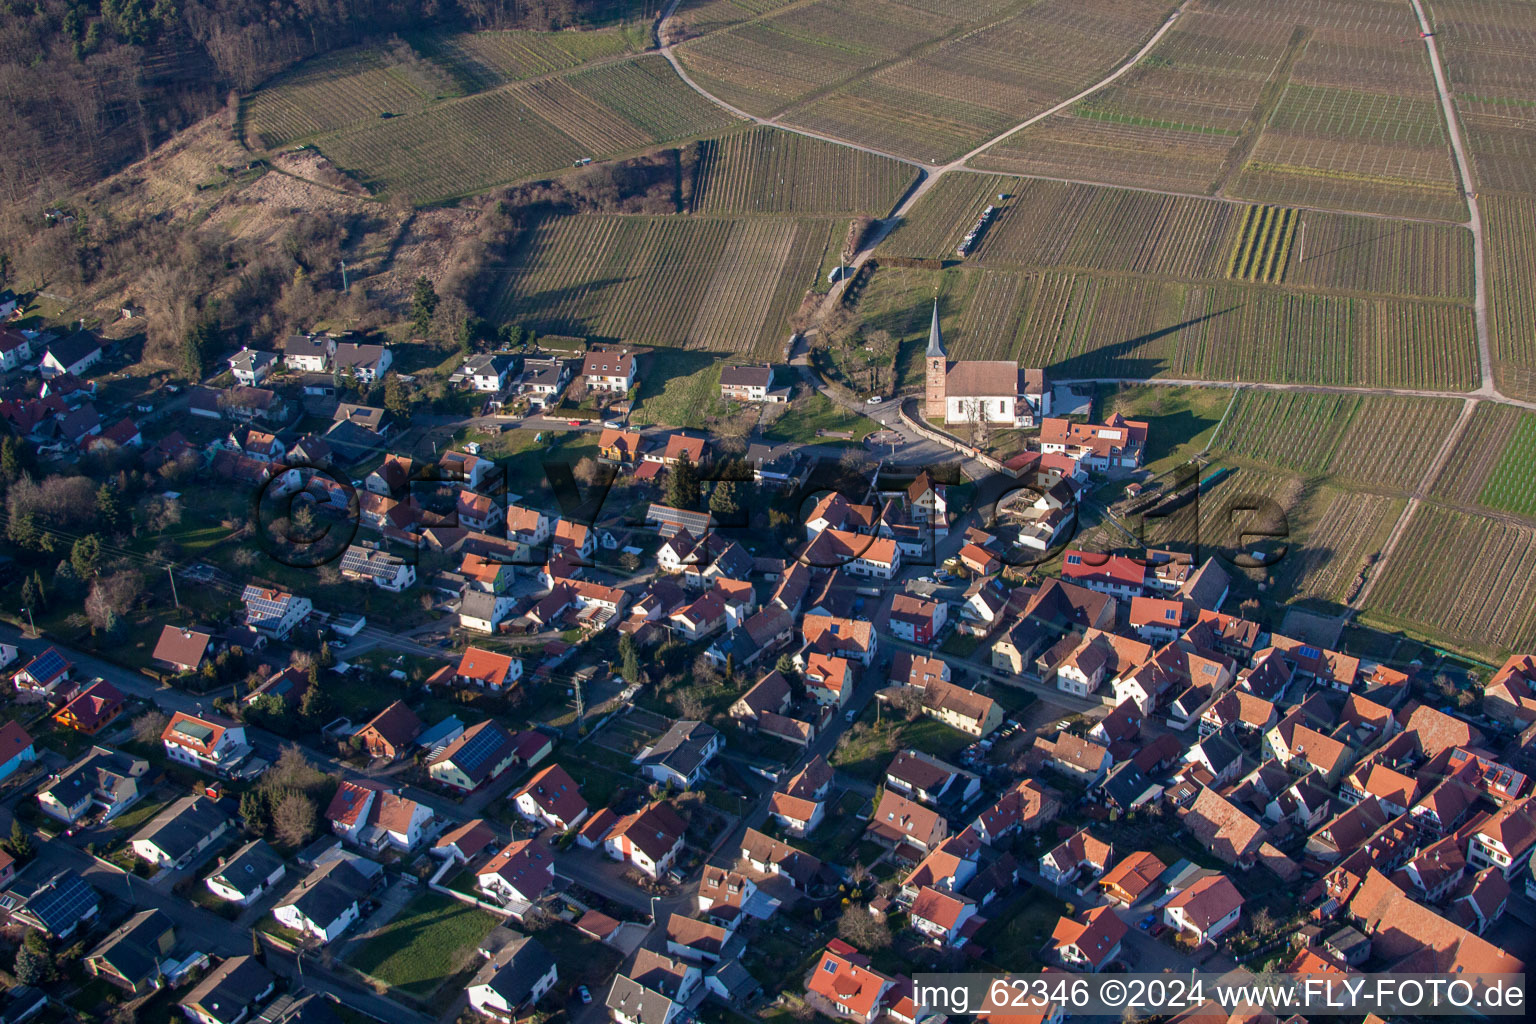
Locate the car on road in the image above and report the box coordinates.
[567,420,582,426]
[845,709,857,722]
[1139,914,1157,930]
[918,576,934,583]
[603,420,623,429]
[578,986,592,1005]
[866,395,883,404]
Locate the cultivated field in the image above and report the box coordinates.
[778,0,1171,164]
[971,7,1297,193]
[1283,489,1404,604]
[245,46,446,149]
[672,0,995,119]
[1483,193,1536,400]
[880,174,1475,300]
[486,214,837,354]
[1365,502,1536,653]
[317,54,743,202]
[1434,0,1536,196]
[1210,390,1463,492]
[689,126,919,214]
[409,24,644,93]
[668,0,801,40]
[1431,402,1536,521]
[1227,205,1297,283]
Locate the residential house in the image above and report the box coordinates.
[886,749,980,808]
[12,646,71,695]
[1182,787,1267,869]
[478,839,555,908]
[971,779,1061,845]
[605,802,687,879]
[867,791,948,855]
[332,341,392,383]
[1486,654,1536,728]
[130,796,230,869]
[804,653,853,707]
[283,334,333,373]
[1050,906,1127,971]
[519,356,573,404]
[240,586,313,639]
[1037,732,1113,786]
[84,909,175,993]
[178,955,276,1024]
[460,589,516,634]
[205,840,286,906]
[36,746,148,823]
[731,670,793,723]
[339,544,416,591]
[0,722,37,785]
[1098,851,1167,906]
[607,952,700,1024]
[427,720,520,792]
[697,866,758,924]
[1466,798,1536,880]
[456,647,524,691]
[582,346,639,392]
[41,330,103,378]
[888,594,946,645]
[920,679,1002,737]
[161,711,250,774]
[909,886,980,947]
[1038,414,1148,470]
[272,858,375,944]
[1038,828,1111,886]
[636,720,721,789]
[52,680,124,735]
[355,701,423,761]
[151,625,214,674]
[740,828,824,892]
[459,352,517,393]
[229,348,278,386]
[12,871,101,938]
[467,937,558,1020]
[719,365,776,402]
[806,941,892,1024]
[515,764,590,831]
[1164,874,1244,945]
[769,756,834,836]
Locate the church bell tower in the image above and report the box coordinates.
[924,300,947,421]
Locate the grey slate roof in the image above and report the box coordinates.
[133,796,227,861]
[606,976,675,1024]
[473,936,556,1007]
[208,839,285,900]
[180,955,276,1024]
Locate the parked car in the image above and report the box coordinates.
[1139,914,1156,930]
[604,420,623,429]
[578,986,592,1005]
[866,395,883,405]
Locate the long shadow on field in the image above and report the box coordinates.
[1298,227,1403,267]
[507,274,632,338]
[1050,305,1242,381]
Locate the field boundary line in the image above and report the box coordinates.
[1203,386,1243,454]
[1212,25,1311,196]
[1408,0,1493,397]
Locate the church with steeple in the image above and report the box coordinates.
[924,301,1051,427]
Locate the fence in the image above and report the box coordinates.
[895,399,1017,477]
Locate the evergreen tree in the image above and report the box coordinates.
[0,436,20,484]
[96,482,123,532]
[383,373,411,416]
[8,821,32,859]
[775,653,798,677]
[70,534,101,579]
[724,652,735,684]
[240,789,269,832]
[709,478,740,520]
[299,676,331,725]
[665,450,701,509]
[410,277,438,335]
[13,945,47,986]
[619,636,641,685]
[181,313,219,381]
[30,571,46,610]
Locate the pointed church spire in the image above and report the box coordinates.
[926,299,945,359]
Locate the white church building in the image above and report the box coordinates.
[923,302,1050,427]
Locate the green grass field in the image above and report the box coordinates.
[348,892,500,997]
[762,392,876,444]
[1479,410,1536,520]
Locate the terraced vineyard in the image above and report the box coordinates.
[1483,194,1536,400]
[245,47,444,148]
[1210,391,1462,491]
[409,26,643,93]
[971,7,1297,193]
[1366,503,1536,653]
[1139,466,1305,564]
[1283,489,1404,604]
[486,214,837,354]
[1226,205,1297,283]
[317,55,743,202]
[779,0,1171,163]
[689,127,919,214]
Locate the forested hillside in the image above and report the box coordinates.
[0,0,652,202]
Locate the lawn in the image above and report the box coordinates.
[797,789,871,864]
[762,391,877,445]
[830,706,974,781]
[106,794,171,833]
[1102,384,1234,474]
[631,348,729,429]
[972,889,1071,972]
[348,891,500,997]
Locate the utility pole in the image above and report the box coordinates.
[1297,218,1306,263]
[167,567,180,609]
[339,260,349,293]
[573,674,585,724]
[21,605,35,637]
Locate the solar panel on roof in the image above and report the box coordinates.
[25,648,68,680]
[1299,645,1322,659]
[28,873,97,931]
[454,725,504,769]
